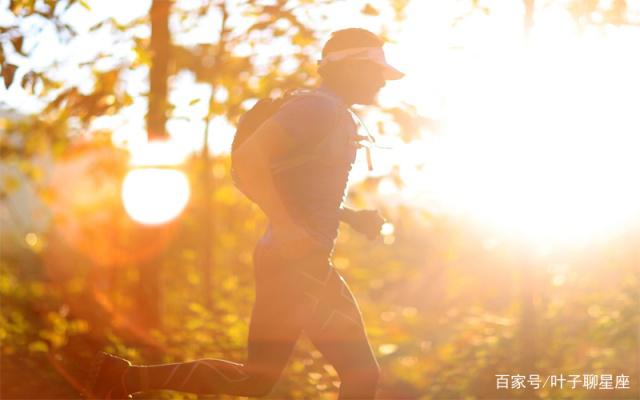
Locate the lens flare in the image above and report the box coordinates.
[122,168,190,225]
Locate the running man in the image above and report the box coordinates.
[86,28,404,400]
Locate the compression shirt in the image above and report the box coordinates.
[269,86,358,251]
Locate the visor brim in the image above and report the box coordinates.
[379,62,405,80]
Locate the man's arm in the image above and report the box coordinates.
[234,94,334,225]
[233,117,293,225]
[233,117,319,254]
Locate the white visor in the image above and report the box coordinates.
[318,46,405,80]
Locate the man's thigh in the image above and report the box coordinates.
[294,255,378,369]
[250,245,377,372]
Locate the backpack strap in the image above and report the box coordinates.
[270,89,347,175]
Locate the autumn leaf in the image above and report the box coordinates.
[2,63,18,88]
[362,3,380,16]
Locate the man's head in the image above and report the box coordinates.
[318,28,404,105]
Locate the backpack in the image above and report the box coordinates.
[230,89,341,202]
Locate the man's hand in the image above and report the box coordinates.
[341,209,386,240]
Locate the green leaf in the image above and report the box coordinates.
[28,340,49,353]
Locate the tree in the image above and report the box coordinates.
[147,0,171,139]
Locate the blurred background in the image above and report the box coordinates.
[1,0,639,398]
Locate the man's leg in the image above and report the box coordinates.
[123,240,306,397]
[293,252,381,399]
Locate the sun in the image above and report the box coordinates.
[120,138,193,225]
[387,3,640,245]
[122,168,190,225]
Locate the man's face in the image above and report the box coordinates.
[342,60,386,105]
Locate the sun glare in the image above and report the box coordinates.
[122,168,190,225]
[392,5,640,245]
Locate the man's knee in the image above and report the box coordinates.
[342,360,381,386]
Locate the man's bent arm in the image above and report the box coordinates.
[233,117,297,227]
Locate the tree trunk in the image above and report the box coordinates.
[137,0,173,330]
[147,0,171,139]
[199,2,230,310]
[201,90,215,310]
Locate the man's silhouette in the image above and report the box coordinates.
[86,28,404,400]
